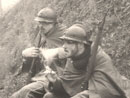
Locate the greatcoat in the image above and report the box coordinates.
[56,46,130,98]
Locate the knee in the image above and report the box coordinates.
[44,92,56,98]
[17,85,32,95]
[10,86,31,98]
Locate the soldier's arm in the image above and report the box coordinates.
[40,47,66,67]
[21,47,43,75]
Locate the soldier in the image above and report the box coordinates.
[44,24,130,98]
[10,7,66,98]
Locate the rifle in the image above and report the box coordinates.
[83,9,109,88]
[84,6,127,98]
[87,9,109,81]
[26,27,42,83]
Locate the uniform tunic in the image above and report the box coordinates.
[58,46,130,98]
[22,24,66,76]
[10,24,67,98]
[60,49,90,96]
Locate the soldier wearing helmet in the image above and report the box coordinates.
[10,7,66,98]
[59,24,91,58]
[35,7,57,23]
[43,24,92,98]
[44,24,130,98]
[34,7,58,36]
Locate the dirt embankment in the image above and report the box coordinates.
[0,0,130,97]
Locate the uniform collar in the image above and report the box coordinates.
[71,47,90,61]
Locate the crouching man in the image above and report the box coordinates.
[44,24,130,98]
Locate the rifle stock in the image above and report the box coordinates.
[27,28,42,83]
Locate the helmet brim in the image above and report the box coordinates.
[59,35,88,45]
[34,17,54,23]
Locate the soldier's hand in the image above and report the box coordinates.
[44,66,55,75]
[22,47,40,58]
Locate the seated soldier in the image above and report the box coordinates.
[10,7,66,98]
[44,24,130,98]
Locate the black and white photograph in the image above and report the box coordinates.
[0,0,130,98]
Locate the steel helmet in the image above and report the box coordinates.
[60,24,90,45]
[35,7,57,23]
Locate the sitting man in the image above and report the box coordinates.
[10,7,66,98]
[44,24,130,98]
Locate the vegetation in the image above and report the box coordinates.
[0,0,130,97]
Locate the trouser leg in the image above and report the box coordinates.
[10,81,46,98]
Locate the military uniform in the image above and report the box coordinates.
[60,47,90,96]
[10,7,66,98]
[44,24,130,98]
[22,24,66,76]
[45,46,130,98]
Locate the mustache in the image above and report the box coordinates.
[64,48,68,53]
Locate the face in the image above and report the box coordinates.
[38,21,55,36]
[62,40,79,58]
